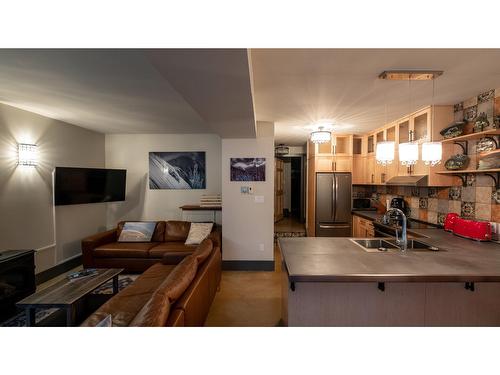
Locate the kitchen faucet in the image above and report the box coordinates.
[383,208,408,252]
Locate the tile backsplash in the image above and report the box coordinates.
[353,180,499,226]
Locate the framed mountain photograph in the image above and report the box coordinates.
[230,158,266,181]
[149,151,206,189]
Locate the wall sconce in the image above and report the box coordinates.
[18,143,38,166]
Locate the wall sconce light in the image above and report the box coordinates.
[18,143,38,166]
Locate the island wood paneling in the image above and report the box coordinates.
[283,278,500,326]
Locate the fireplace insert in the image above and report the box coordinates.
[0,250,36,322]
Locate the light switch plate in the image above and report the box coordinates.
[241,186,253,194]
[254,195,264,203]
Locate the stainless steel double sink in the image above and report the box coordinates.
[350,238,439,252]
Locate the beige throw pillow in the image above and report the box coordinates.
[184,222,213,245]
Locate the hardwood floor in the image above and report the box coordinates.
[205,244,283,327]
[274,216,306,234]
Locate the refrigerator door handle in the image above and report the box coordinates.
[333,173,338,221]
[319,224,351,229]
[331,175,334,219]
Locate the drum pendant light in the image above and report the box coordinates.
[421,80,442,166]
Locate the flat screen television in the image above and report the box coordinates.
[54,167,126,206]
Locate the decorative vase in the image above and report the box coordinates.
[473,112,489,133]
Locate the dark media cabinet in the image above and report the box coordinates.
[0,250,36,321]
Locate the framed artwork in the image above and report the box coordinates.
[149,152,206,189]
[230,158,266,181]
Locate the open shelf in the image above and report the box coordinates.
[440,129,500,143]
[436,169,500,188]
[435,168,500,174]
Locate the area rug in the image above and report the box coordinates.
[0,275,137,327]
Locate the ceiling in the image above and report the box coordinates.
[1,49,499,143]
[250,49,500,145]
[0,49,256,137]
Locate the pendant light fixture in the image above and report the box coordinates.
[421,79,443,166]
[310,126,331,144]
[376,88,395,166]
[399,136,419,166]
[275,144,290,156]
[398,77,418,167]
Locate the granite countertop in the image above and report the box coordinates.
[280,211,500,283]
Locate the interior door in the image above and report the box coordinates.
[274,158,284,222]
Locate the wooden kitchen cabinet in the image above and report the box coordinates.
[352,156,365,184]
[353,215,374,237]
[365,154,375,184]
[315,156,334,171]
[333,156,352,172]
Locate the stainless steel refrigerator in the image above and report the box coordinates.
[315,172,352,237]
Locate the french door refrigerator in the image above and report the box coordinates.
[315,172,352,237]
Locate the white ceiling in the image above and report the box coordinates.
[250,49,500,145]
[1,49,499,143]
[0,49,256,137]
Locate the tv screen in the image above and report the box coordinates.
[54,167,126,206]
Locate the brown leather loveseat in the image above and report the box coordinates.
[82,221,221,273]
[81,238,221,327]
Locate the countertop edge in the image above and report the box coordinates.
[288,274,500,283]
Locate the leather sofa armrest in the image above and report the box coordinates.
[208,227,222,251]
[81,229,117,267]
[161,251,193,265]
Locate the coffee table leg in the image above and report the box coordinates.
[112,275,119,294]
[66,306,74,327]
[26,308,36,327]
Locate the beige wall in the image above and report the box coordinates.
[0,103,106,273]
[105,133,222,227]
[221,121,275,262]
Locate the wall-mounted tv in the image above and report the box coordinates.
[54,167,126,206]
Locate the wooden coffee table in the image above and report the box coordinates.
[17,268,123,327]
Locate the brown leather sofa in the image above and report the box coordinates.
[82,221,221,273]
[81,238,221,327]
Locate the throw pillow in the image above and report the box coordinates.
[184,222,213,245]
[118,221,157,242]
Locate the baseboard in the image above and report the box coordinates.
[35,255,82,285]
[222,260,274,271]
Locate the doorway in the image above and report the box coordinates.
[274,155,306,237]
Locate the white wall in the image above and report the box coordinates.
[105,134,222,227]
[221,122,274,263]
[0,103,106,273]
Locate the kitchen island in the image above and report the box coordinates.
[279,224,500,326]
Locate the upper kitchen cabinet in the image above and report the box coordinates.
[397,117,410,144]
[412,107,431,141]
[334,134,353,156]
[351,136,365,184]
[367,134,375,154]
[312,133,353,156]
